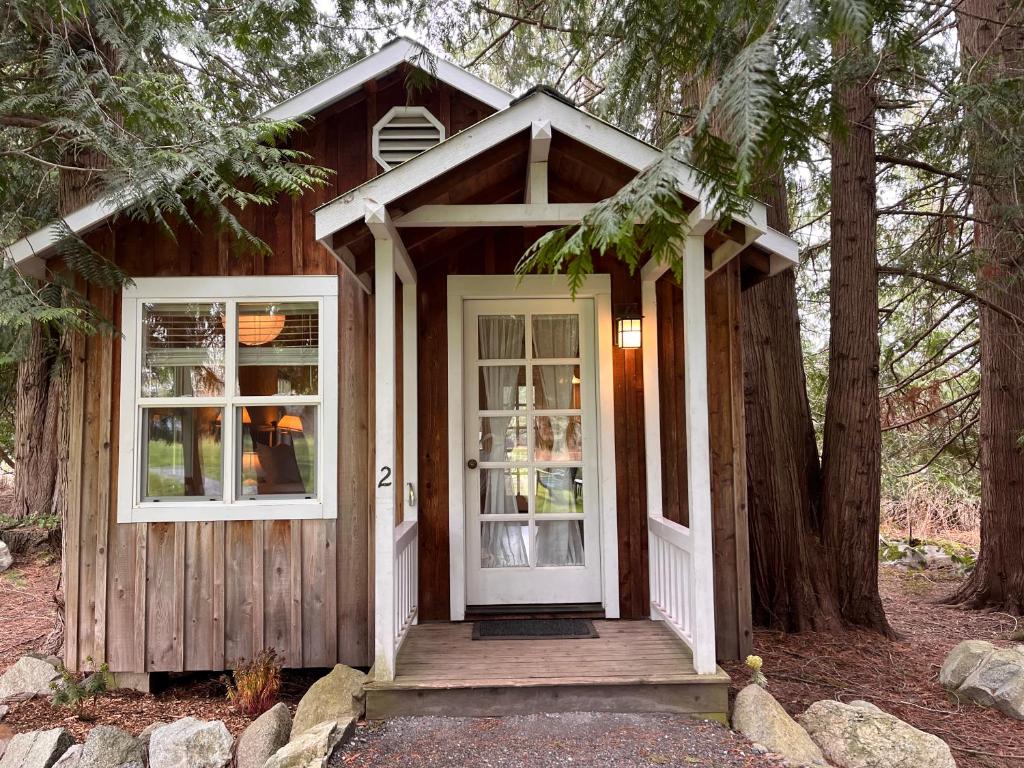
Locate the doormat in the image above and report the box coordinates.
[471,618,599,640]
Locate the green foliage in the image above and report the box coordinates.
[50,658,112,720]
[224,648,282,717]
[0,511,60,529]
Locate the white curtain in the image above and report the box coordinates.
[532,315,585,567]
[479,316,528,567]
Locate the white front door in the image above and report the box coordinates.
[464,297,603,606]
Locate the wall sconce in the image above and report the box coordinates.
[615,305,643,349]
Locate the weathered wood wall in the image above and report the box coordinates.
[63,72,494,673]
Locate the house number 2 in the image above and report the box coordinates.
[378,466,392,488]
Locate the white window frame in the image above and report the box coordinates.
[117,276,338,523]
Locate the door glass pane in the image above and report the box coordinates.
[533,365,580,410]
[480,468,528,515]
[533,415,582,461]
[142,407,222,499]
[479,366,527,410]
[532,314,579,358]
[142,303,225,397]
[536,521,585,566]
[237,302,319,396]
[481,521,529,568]
[535,467,584,514]
[478,315,525,359]
[237,404,317,497]
[479,416,527,462]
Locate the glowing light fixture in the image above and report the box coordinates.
[615,306,643,349]
[216,408,251,424]
[238,312,285,345]
[277,414,303,432]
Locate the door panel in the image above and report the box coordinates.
[464,298,602,605]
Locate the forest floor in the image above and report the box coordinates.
[1,551,1021,766]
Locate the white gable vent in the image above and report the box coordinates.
[372,106,445,171]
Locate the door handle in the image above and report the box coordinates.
[467,459,478,469]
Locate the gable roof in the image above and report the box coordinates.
[4,37,512,272]
[313,89,798,274]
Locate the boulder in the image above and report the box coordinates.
[958,646,1024,719]
[53,745,83,768]
[0,724,12,761]
[0,541,11,572]
[235,703,292,768]
[798,699,955,768]
[264,719,354,768]
[0,704,8,722]
[291,665,367,738]
[0,655,61,700]
[78,725,145,768]
[939,639,996,690]
[732,684,827,766]
[136,722,166,753]
[0,727,74,768]
[148,718,232,768]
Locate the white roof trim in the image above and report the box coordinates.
[263,37,511,120]
[312,90,796,270]
[3,36,512,269]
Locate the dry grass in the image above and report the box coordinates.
[881,483,980,548]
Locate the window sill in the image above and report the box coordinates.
[120,501,333,523]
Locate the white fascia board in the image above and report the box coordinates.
[755,227,800,273]
[263,37,511,120]
[3,191,128,266]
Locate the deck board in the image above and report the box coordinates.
[365,620,731,718]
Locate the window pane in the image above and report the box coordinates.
[142,407,222,499]
[533,415,582,461]
[481,521,529,568]
[142,303,225,398]
[237,302,319,396]
[533,365,580,410]
[480,468,528,515]
[479,416,527,463]
[535,467,584,514]
[478,366,527,410]
[478,315,524,359]
[237,404,317,497]
[536,521,585,566]
[532,314,579,358]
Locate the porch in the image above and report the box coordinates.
[364,620,730,719]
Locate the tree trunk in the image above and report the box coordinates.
[820,36,892,634]
[742,176,843,631]
[949,0,1024,613]
[11,327,61,519]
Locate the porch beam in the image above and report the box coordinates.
[639,204,717,282]
[525,120,551,205]
[707,225,759,276]
[394,203,595,228]
[682,233,717,675]
[323,241,372,293]
[365,200,417,285]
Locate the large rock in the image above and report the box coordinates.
[52,744,83,767]
[136,722,166,754]
[264,719,354,768]
[148,718,232,768]
[0,541,11,572]
[291,665,367,738]
[958,646,1024,719]
[939,640,995,690]
[0,655,61,700]
[78,725,145,768]
[798,699,955,768]
[235,703,292,768]
[0,727,74,768]
[732,684,827,766]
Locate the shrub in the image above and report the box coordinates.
[50,658,112,720]
[224,648,282,717]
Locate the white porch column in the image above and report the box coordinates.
[373,236,398,681]
[682,233,717,675]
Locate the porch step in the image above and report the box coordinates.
[364,620,731,720]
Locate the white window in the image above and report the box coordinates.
[117,277,338,522]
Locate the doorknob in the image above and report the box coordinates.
[467,459,478,469]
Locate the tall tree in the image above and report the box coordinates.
[950,0,1024,612]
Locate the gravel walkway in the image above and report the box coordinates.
[331,713,788,768]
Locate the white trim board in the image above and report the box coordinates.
[446,274,620,620]
[4,36,511,269]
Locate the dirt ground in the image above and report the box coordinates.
[2,552,1022,766]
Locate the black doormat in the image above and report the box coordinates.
[471,618,599,640]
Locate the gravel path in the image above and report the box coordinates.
[331,713,788,768]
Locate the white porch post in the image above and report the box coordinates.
[682,233,717,675]
[373,235,398,681]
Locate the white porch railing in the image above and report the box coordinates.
[648,516,695,649]
[394,519,419,649]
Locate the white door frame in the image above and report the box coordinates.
[447,274,619,620]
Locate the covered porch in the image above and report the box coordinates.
[311,89,798,712]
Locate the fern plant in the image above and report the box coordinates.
[50,658,112,721]
[224,648,282,717]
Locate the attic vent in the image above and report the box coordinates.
[372,106,445,171]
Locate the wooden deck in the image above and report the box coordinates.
[365,620,731,719]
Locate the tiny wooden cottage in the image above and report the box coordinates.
[7,38,797,717]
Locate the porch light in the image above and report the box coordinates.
[615,306,643,349]
[238,313,285,345]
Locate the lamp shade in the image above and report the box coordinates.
[238,313,285,345]
[277,414,303,432]
[616,316,642,349]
